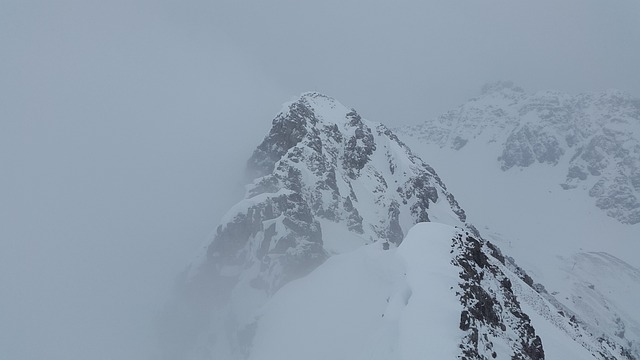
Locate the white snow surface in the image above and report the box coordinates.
[249,223,463,360]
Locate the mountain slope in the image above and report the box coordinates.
[161,91,638,360]
[249,223,631,360]
[399,81,640,224]
[205,92,474,293]
[250,223,550,360]
[396,83,640,360]
[160,92,476,359]
[548,252,640,358]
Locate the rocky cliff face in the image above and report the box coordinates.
[453,230,545,360]
[398,81,640,224]
[210,92,475,294]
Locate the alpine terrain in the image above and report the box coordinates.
[399,81,640,225]
[161,92,639,360]
[396,82,640,359]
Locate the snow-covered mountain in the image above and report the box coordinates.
[249,222,634,360]
[160,92,475,359]
[161,92,639,360]
[398,81,640,225]
[250,223,549,360]
[395,83,640,359]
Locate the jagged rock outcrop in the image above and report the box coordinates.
[216,92,475,293]
[454,231,544,360]
[453,230,637,360]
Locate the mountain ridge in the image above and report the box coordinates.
[161,92,479,359]
[161,91,638,360]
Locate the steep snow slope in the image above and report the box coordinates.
[397,132,640,267]
[249,223,592,360]
[396,83,640,359]
[397,140,640,359]
[549,252,640,358]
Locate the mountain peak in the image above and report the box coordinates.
[244,92,471,255]
[164,93,474,354]
[276,91,357,128]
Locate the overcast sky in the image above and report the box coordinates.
[2,1,640,359]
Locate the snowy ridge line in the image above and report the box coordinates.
[452,229,544,360]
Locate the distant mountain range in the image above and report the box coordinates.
[160,90,639,360]
[396,82,640,360]
[398,81,640,225]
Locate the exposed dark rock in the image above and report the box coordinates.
[567,165,588,181]
[342,113,376,179]
[453,232,546,360]
[343,196,363,234]
[247,101,314,179]
[500,125,564,170]
[387,201,404,245]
